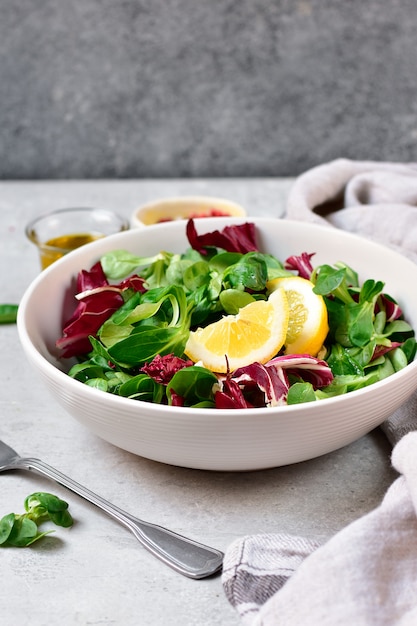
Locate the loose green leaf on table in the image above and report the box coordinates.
[0,304,18,324]
[0,492,73,548]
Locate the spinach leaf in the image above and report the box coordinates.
[287,382,316,405]
[222,252,268,291]
[102,285,192,368]
[167,366,218,407]
[101,249,163,280]
[118,374,165,403]
[219,289,256,315]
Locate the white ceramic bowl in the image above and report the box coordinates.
[130,195,246,227]
[17,218,417,471]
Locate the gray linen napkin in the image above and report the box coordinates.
[223,433,417,626]
[222,160,417,625]
[285,158,417,265]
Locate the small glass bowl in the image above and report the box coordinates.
[26,207,129,269]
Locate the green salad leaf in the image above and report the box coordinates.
[0,493,73,548]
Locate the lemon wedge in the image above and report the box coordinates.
[184,289,289,373]
[266,276,329,356]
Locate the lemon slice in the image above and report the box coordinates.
[184,289,289,373]
[266,276,329,356]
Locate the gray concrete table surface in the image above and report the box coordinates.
[0,179,397,626]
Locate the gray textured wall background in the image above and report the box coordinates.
[1,0,416,179]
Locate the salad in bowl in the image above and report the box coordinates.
[57,219,416,411]
[17,217,417,470]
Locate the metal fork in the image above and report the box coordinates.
[0,439,223,579]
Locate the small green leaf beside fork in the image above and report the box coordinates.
[0,492,73,547]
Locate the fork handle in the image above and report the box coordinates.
[17,457,223,579]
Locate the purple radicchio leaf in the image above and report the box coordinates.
[56,292,124,358]
[215,377,253,409]
[186,218,258,256]
[372,342,402,361]
[215,355,333,409]
[284,252,315,279]
[118,274,147,293]
[56,262,146,358]
[76,261,108,292]
[378,294,403,322]
[231,362,290,408]
[169,390,185,406]
[266,354,334,389]
[141,354,193,385]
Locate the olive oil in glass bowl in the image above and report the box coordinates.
[26,207,129,269]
